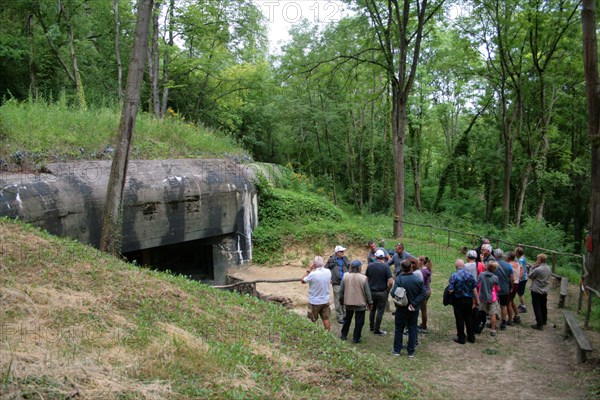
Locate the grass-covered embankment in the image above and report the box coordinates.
[0,99,248,170]
[0,218,417,399]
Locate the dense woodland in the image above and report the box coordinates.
[0,0,594,253]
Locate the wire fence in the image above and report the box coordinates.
[398,220,583,273]
[398,220,597,327]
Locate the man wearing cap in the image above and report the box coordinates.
[326,245,351,324]
[302,256,333,331]
[339,260,373,343]
[365,249,394,335]
[387,243,414,277]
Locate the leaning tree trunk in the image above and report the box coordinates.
[100,0,155,255]
[582,0,600,290]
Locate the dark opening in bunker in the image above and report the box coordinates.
[123,238,214,282]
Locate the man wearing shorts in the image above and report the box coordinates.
[302,256,332,330]
[493,249,514,331]
[478,262,501,337]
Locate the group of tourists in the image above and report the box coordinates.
[301,241,431,358]
[449,240,552,343]
[301,238,552,358]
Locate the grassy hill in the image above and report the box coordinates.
[0,218,416,399]
[0,100,249,172]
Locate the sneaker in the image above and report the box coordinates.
[418,327,428,334]
[374,330,387,336]
[392,352,401,356]
[518,305,527,313]
[490,330,497,337]
[453,337,465,345]
[513,316,521,324]
[506,319,514,326]
[352,339,361,344]
[408,352,416,358]
[499,321,507,331]
[340,336,347,341]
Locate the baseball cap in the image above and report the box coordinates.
[350,260,362,268]
[375,249,385,258]
[334,245,346,252]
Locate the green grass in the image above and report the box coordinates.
[0,99,248,168]
[0,218,417,399]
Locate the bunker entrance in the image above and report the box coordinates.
[123,238,214,282]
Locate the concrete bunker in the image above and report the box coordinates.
[0,159,263,284]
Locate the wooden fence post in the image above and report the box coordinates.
[552,252,557,273]
[558,277,569,308]
[585,288,592,329]
[578,256,585,313]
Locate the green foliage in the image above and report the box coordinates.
[505,217,571,253]
[258,188,344,227]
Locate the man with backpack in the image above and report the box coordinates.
[390,260,427,357]
[448,259,478,344]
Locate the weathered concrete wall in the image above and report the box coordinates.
[0,160,259,274]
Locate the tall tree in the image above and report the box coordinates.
[100,0,154,255]
[582,0,600,290]
[360,0,445,237]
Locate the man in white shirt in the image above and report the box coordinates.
[302,256,333,331]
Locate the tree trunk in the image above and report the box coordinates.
[160,0,174,117]
[347,111,360,209]
[392,84,406,238]
[515,162,532,227]
[582,0,600,290]
[60,1,86,109]
[27,14,37,98]
[151,0,161,117]
[114,0,123,99]
[502,127,512,228]
[100,0,154,255]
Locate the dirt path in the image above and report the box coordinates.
[230,260,600,399]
